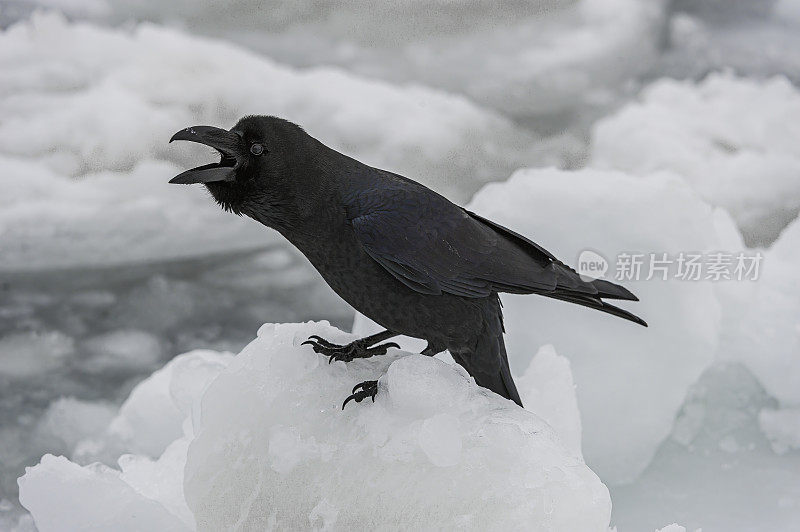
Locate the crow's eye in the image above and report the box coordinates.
[250,143,264,156]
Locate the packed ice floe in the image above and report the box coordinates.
[0,12,548,270]
[592,72,800,246]
[35,0,668,124]
[18,322,612,531]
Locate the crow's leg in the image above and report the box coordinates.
[421,342,444,357]
[302,330,400,364]
[342,380,379,409]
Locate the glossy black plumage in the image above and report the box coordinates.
[169,115,646,407]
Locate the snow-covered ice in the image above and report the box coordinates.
[464,167,739,484]
[0,12,547,270]
[49,0,667,124]
[592,72,800,246]
[18,322,612,531]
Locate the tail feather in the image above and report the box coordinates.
[453,334,523,407]
[547,263,645,324]
[543,291,648,327]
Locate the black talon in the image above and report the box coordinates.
[301,333,400,363]
[342,380,379,409]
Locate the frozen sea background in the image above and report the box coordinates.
[1,0,800,530]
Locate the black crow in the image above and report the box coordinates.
[169,116,646,408]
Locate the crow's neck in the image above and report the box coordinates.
[244,144,349,254]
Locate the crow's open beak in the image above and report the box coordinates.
[169,126,242,184]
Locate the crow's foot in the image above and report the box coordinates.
[342,380,379,409]
[302,335,400,364]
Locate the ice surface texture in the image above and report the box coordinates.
[592,72,800,246]
[46,0,667,123]
[19,322,611,531]
[0,12,545,270]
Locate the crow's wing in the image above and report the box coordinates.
[345,176,562,298]
[344,170,646,326]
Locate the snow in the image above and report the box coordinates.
[18,322,612,531]
[463,167,738,485]
[591,72,800,246]
[0,12,549,271]
[52,0,667,123]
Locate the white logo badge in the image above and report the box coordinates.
[577,249,608,282]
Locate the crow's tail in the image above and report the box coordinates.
[452,333,523,407]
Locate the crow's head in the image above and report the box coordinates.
[169,115,313,217]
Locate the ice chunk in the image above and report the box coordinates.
[78,349,233,462]
[591,73,800,246]
[466,168,732,484]
[0,12,548,270]
[719,218,800,409]
[0,331,74,379]
[118,438,195,528]
[34,397,116,453]
[656,524,687,532]
[0,156,271,271]
[517,344,583,459]
[759,408,800,454]
[18,455,189,532]
[185,322,610,530]
[19,322,611,531]
[611,362,800,531]
[351,317,585,458]
[82,329,164,373]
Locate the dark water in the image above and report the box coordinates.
[0,245,352,515]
